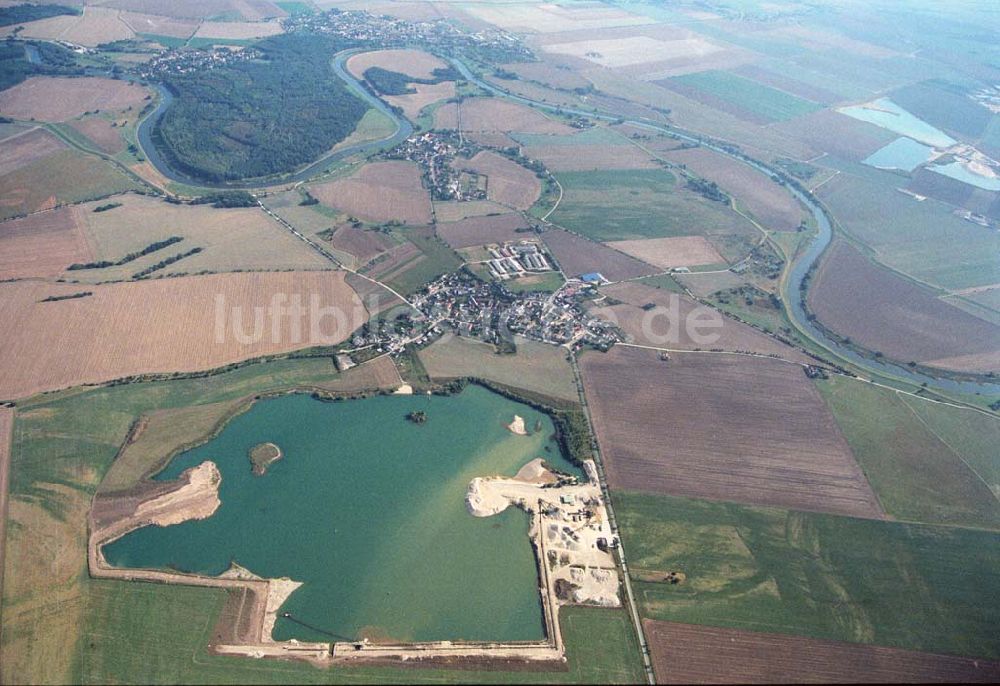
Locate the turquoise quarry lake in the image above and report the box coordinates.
[838,98,956,148]
[103,385,580,643]
[862,137,935,172]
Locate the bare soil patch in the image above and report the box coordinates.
[310,161,431,225]
[580,346,883,518]
[437,213,530,250]
[592,282,807,361]
[0,272,366,400]
[0,128,64,176]
[605,236,723,269]
[541,229,657,281]
[327,224,395,265]
[0,207,92,280]
[455,151,541,210]
[808,242,1000,372]
[435,99,573,135]
[0,77,149,123]
[644,620,1000,684]
[68,117,125,154]
[346,48,449,81]
[662,147,803,231]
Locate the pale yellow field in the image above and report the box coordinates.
[385,81,455,120]
[542,36,724,68]
[67,194,330,281]
[462,2,654,34]
[346,48,449,81]
[119,11,200,39]
[0,207,92,280]
[432,199,513,222]
[435,98,573,135]
[455,151,541,210]
[0,271,367,399]
[0,77,150,123]
[3,7,135,47]
[310,160,432,224]
[193,20,284,39]
[605,236,725,269]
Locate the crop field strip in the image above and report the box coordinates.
[643,621,1000,683]
[581,346,884,518]
[0,207,93,280]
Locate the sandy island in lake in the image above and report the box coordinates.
[507,414,527,435]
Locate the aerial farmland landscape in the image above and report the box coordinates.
[0,0,997,684]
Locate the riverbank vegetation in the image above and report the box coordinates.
[152,34,368,182]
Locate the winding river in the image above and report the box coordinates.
[134,49,413,189]
[135,45,997,394]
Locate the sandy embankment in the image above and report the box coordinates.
[132,460,221,526]
[507,414,527,435]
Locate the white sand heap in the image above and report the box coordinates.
[507,414,527,435]
[134,460,221,527]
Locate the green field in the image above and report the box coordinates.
[383,226,463,295]
[614,491,1000,660]
[506,271,565,293]
[669,70,823,122]
[547,169,756,247]
[817,170,1000,290]
[816,375,999,526]
[1,356,643,683]
[78,583,643,684]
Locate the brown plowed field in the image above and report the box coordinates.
[310,161,432,224]
[0,129,64,176]
[605,236,723,269]
[541,229,657,281]
[346,49,449,81]
[0,77,150,122]
[662,147,804,231]
[434,99,574,135]
[644,621,1000,684]
[0,208,92,280]
[580,346,884,518]
[592,282,809,362]
[774,109,895,161]
[436,213,530,249]
[455,151,541,210]
[68,118,125,154]
[328,224,394,264]
[0,272,366,400]
[808,242,1000,372]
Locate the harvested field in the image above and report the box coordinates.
[6,6,134,46]
[101,0,286,21]
[434,98,573,135]
[543,36,723,69]
[674,269,746,297]
[385,80,455,120]
[0,208,91,280]
[592,282,807,361]
[436,213,530,250]
[605,236,723,269]
[644,621,1000,684]
[661,147,803,231]
[418,334,578,405]
[192,20,283,40]
[542,229,657,281]
[432,199,512,222]
[309,160,431,224]
[119,11,199,39]
[0,128,64,176]
[0,77,150,123]
[70,194,328,280]
[774,109,896,161]
[462,3,654,33]
[0,272,366,400]
[67,117,125,154]
[580,346,883,518]
[455,151,540,210]
[808,242,1000,372]
[660,71,822,125]
[525,143,657,172]
[363,241,421,279]
[502,61,590,91]
[345,48,448,81]
[326,224,395,265]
